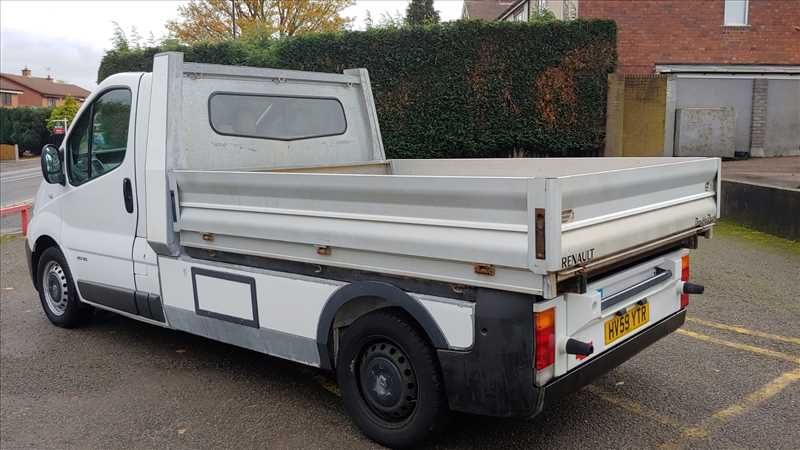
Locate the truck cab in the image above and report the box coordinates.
[27,53,716,448]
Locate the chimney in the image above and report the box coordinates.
[21,67,31,77]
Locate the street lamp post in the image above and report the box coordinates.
[231,0,237,39]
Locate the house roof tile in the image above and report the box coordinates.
[0,73,90,98]
[462,0,517,20]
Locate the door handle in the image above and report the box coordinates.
[123,178,134,213]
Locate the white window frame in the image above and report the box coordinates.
[724,0,749,26]
[538,0,548,13]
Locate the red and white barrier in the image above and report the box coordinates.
[0,203,32,235]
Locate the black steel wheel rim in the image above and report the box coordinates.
[357,339,418,423]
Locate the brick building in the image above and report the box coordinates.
[579,0,800,74]
[463,0,800,157]
[0,68,89,108]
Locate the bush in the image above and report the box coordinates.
[0,107,54,154]
[98,20,616,158]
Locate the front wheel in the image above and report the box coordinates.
[36,247,91,328]
[337,309,448,448]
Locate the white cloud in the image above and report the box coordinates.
[1,0,186,88]
[0,0,464,90]
[1,29,104,89]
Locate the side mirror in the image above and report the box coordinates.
[41,144,65,185]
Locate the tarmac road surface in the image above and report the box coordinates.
[1,223,798,449]
[1,159,41,233]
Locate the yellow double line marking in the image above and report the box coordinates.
[686,317,800,346]
[593,316,800,449]
[682,367,800,438]
[659,367,800,448]
[675,328,800,365]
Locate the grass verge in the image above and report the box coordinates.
[714,220,800,255]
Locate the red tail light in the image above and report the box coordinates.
[534,308,555,370]
[680,255,690,309]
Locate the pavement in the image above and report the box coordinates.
[0,158,41,233]
[723,156,800,189]
[1,224,799,449]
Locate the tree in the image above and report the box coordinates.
[111,22,156,50]
[529,8,557,23]
[47,97,80,132]
[378,10,406,28]
[111,21,130,51]
[405,0,439,26]
[166,0,354,43]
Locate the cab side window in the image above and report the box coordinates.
[67,88,132,186]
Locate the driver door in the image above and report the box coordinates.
[60,84,139,313]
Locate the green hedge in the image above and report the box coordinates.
[0,107,53,154]
[98,20,616,158]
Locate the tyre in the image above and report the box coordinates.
[337,309,448,448]
[36,247,91,328]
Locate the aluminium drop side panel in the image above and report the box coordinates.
[552,158,719,272]
[171,157,719,293]
[173,169,545,295]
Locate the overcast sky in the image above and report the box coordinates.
[0,0,464,90]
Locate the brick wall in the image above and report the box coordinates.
[579,0,800,74]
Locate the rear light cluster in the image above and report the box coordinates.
[534,308,555,370]
[680,255,690,309]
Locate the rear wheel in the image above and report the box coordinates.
[337,309,448,448]
[36,247,91,328]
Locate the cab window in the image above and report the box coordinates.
[67,88,131,186]
[209,94,346,141]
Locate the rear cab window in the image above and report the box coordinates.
[209,94,347,141]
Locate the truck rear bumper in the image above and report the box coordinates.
[437,308,686,418]
[537,308,686,414]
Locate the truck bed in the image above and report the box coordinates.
[171,157,719,298]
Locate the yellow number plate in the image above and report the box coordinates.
[604,302,650,345]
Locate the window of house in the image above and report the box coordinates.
[538,0,548,12]
[67,88,132,185]
[209,94,347,141]
[512,7,525,21]
[46,97,58,107]
[0,93,12,106]
[724,0,748,26]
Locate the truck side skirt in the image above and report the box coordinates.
[156,255,475,368]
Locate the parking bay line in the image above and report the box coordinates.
[686,317,800,346]
[675,329,800,365]
[585,385,684,429]
[659,367,800,448]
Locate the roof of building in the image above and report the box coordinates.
[462,0,516,20]
[0,73,90,98]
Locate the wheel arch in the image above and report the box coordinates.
[30,235,61,289]
[316,281,448,370]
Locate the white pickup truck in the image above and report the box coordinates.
[27,52,716,448]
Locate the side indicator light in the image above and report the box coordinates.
[680,255,690,309]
